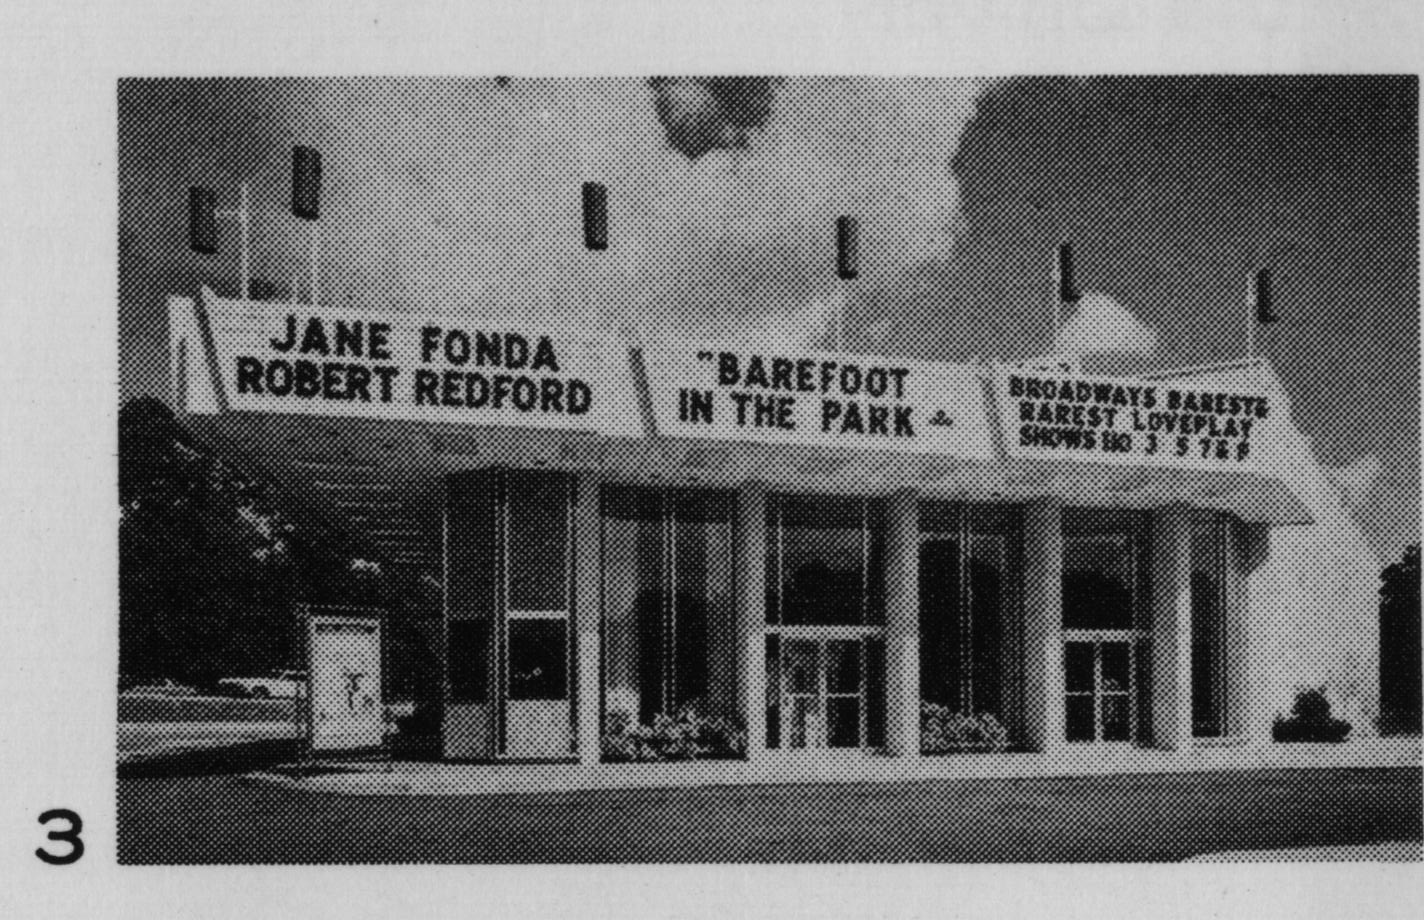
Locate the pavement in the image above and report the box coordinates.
[247,735,1423,797]
[118,721,299,762]
[116,766,1423,863]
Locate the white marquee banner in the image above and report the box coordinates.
[640,341,995,458]
[994,365,1273,472]
[170,288,641,436]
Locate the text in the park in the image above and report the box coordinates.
[676,351,923,438]
[1007,373,1270,464]
[232,314,594,417]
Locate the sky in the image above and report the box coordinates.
[117,76,1419,563]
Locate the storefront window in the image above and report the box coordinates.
[508,473,570,612]
[443,469,574,760]
[919,503,1019,750]
[776,496,866,625]
[601,487,736,746]
[1192,513,1230,738]
[448,620,491,703]
[508,619,568,701]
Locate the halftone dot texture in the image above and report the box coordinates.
[118,76,1419,863]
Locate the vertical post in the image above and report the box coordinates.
[735,482,768,759]
[1223,518,1250,739]
[238,183,251,301]
[835,215,858,353]
[574,472,603,765]
[1151,505,1194,750]
[883,489,921,757]
[1245,270,1256,363]
[1052,247,1061,356]
[1021,499,1064,753]
[310,222,320,307]
[1237,522,1277,746]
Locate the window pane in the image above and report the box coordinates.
[919,538,963,709]
[1066,696,1095,742]
[780,496,864,625]
[508,619,567,701]
[969,535,1005,718]
[508,472,568,611]
[826,640,861,694]
[601,489,663,724]
[1063,535,1135,630]
[447,472,497,621]
[784,640,820,694]
[1101,642,1131,693]
[788,696,822,749]
[1191,514,1226,737]
[765,634,781,749]
[672,491,734,714]
[1102,694,1131,741]
[827,697,861,748]
[864,636,886,747]
[1065,643,1095,694]
[448,620,491,703]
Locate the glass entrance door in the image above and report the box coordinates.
[1064,640,1134,742]
[779,636,864,749]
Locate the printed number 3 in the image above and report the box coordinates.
[36,809,83,865]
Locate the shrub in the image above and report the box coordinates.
[601,705,747,762]
[1273,686,1352,743]
[921,702,1010,754]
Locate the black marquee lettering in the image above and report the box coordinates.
[346,364,372,401]
[299,317,330,355]
[295,360,321,397]
[236,357,263,394]
[334,320,363,357]
[266,360,293,396]
[414,369,439,405]
[368,324,391,360]
[270,315,297,352]
[531,337,560,373]
[421,327,441,363]
[505,334,529,369]
[567,379,592,415]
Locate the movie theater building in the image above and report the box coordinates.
[168,288,1381,771]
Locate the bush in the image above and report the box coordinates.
[601,705,747,762]
[1273,687,1352,743]
[921,702,1010,754]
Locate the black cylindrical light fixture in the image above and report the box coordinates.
[1057,241,1081,303]
[1254,267,1276,323]
[836,215,859,280]
[188,186,218,254]
[292,145,322,221]
[582,181,608,251]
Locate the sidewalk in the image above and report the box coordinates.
[248,735,1422,797]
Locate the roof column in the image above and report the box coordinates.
[735,481,768,759]
[1021,498,1065,753]
[574,471,603,766]
[1150,504,1194,750]
[883,488,921,757]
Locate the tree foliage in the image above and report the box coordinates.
[118,397,437,697]
[1379,543,1422,733]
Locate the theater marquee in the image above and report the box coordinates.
[640,342,995,457]
[169,289,640,435]
[994,365,1273,472]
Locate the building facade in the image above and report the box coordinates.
[169,289,1382,770]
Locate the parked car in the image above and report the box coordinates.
[121,678,199,698]
[215,670,308,699]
